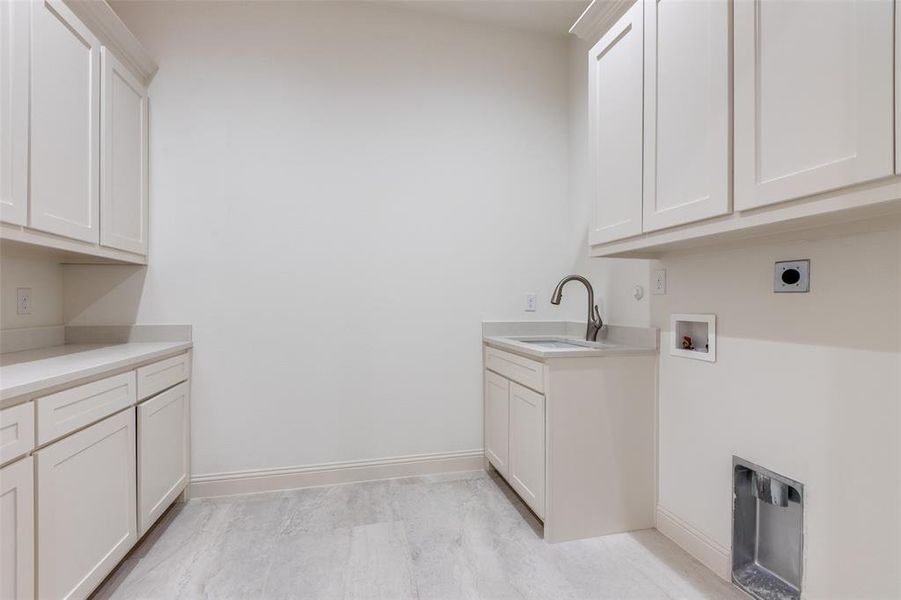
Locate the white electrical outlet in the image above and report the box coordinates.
[16,288,31,315]
[525,293,538,312]
[652,270,666,295]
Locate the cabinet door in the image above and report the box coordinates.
[587,0,643,245]
[137,382,189,536]
[734,0,893,210]
[36,409,136,600]
[29,0,101,243]
[642,0,730,232]
[483,370,509,476]
[508,382,545,518]
[0,0,28,226]
[101,48,148,254]
[1,456,34,600]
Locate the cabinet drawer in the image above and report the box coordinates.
[36,372,136,445]
[137,353,190,400]
[0,402,35,466]
[485,346,544,393]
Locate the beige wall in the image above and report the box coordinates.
[652,221,901,597]
[68,0,585,477]
[0,255,63,330]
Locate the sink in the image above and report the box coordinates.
[518,339,589,349]
[516,338,614,350]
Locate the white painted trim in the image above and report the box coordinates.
[190,450,486,498]
[569,0,635,43]
[63,0,158,84]
[656,506,731,581]
[589,175,901,258]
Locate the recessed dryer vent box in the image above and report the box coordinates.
[670,314,716,362]
[732,457,804,600]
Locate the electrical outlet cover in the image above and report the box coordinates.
[652,270,666,295]
[525,293,537,312]
[16,288,31,315]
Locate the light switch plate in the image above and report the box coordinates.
[16,288,31,314]
[652,270,666,295]
[774,260,810,293]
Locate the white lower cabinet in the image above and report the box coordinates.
[483,370,510,477]
[508,382,546,519]
[484,354,546,520]
[137,381,189,536]
[1,456,34,600]
[36,409,137,600]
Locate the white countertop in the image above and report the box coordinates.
[1,341,192,408]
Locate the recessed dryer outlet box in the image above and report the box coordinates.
[774,260,810,293]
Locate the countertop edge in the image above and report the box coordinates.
[1,342,193,409]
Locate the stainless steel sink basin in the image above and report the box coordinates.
[518,339,589,349]
[515,338,615,350]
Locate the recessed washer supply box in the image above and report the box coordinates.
[670,314,716,362]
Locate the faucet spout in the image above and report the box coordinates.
[550,274,603,341]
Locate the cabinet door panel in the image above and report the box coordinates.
[483,370,509,476]
[138,382,189,536]
[588,0,643,245]
[30,0,101,242]
[0,0,28,226]
[1,456,34,600]
[735,0,893,209]
[643,0,730,231]
[36,409,136,600]
[101,48,148,254]
[508,382,545,518]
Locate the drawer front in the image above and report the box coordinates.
[0,402,35,466]
[36,372,136,445]
[485,346,544,393]
[137,353,190,401]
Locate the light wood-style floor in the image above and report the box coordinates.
[92,470,745,599]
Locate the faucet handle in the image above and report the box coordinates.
[592,304,603,326]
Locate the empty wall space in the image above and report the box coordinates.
[62,0,641,479]
[651,222,901,598]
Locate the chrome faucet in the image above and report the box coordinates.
[550,274,603,341]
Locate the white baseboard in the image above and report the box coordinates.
[656,506,731,581]
[190,449,485,498]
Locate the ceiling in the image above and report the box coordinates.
[384,0,592,36]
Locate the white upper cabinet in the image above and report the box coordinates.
[588,0,644,245]
[734,0,894,211]
[29,0,101,243]
[0,0,29,226]
[642,0,730,232]
[101,48,149,254]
